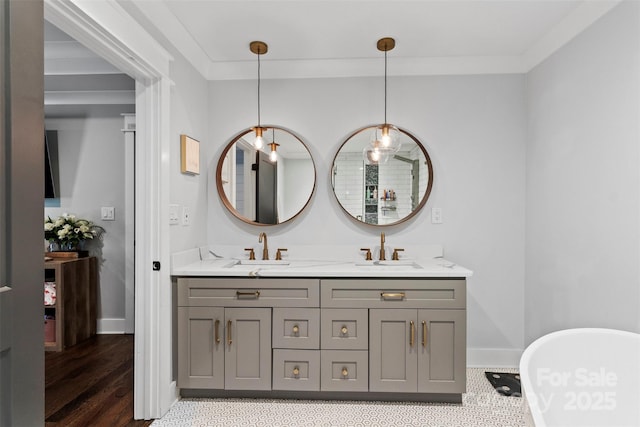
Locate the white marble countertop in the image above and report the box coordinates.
[171,246,473,278]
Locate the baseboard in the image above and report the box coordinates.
[97,318,126,334]
[467,348,523,368]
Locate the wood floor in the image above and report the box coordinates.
[45,334,153,427]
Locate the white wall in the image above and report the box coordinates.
[525,1,640,344]
[208,74,527,363]
[45,111,129,328]
[168,52,211,253]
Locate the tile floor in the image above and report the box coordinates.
[152,368,531,426]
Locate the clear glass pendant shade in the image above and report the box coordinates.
[364,124,401,162]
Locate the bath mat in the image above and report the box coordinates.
[484,371,521,397]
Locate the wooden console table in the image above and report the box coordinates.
[44,257,98,351]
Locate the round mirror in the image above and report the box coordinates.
[331,125,433,226]
[216,126,316,225]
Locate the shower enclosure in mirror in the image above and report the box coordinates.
[332,125,433,226]
[216,126,316,225]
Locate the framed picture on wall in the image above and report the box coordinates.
[180,134,200,175]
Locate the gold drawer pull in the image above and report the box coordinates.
[214,319,220,344]
[410,320,415,347]
[293,366,300,377]
[422,320,427,348]
[341,367,348,377]
[381,292,405,300]
[236,290,260,298]
[227,320,232,346]
[341,325,348,335]
[292,324,300,335]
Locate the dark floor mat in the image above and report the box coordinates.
[484,371,522,397]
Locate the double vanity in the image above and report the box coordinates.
[179,111,466,401]
[172,241,472,403]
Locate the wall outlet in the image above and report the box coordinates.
[181,206,191,226]
[169,204,179,225]
[101,206,115,221]
[431,207,443,224]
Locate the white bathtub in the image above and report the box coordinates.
[520,328,640,427]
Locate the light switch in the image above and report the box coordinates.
[169,204,179,225]
[181,206,191,226]
[101,206,115,221]
[431,207,442,224]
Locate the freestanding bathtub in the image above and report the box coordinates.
[520,328,640,427]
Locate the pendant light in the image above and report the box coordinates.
[250,41,268,150]
[367,37,401,163]
[269,128,279,162]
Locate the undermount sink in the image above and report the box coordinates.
[223,259,290,268]
[355,260,423,269]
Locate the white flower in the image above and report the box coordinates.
[44,223,54,231]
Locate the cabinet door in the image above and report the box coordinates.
[178,306,225,389]
[224,307,272,390]
[369,309,418,392]
[417,309,466,393]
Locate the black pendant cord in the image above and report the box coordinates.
[257,48,261,128]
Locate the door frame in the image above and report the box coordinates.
[45,0,175,419]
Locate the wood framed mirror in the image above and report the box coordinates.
[216,126,316,225]
[331,125,433,226]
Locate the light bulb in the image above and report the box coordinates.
[371,150,380,162]
[270,149,277,162]
[254,127,264,150]
[381,126,391,147]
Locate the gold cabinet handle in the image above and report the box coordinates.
[341,367,348,377]
[381,292,405,300]
[214,319,220,344]
[410,320,415,347]
[236,290,260,298]
[422,320,427,348]
[293,366,300,377]
[292,324,299,335]
[227,320,232,346]
[341,325,348,335]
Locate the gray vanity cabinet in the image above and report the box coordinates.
[417,309,466,393]
[224,307,272,390]
[177,276,466,400]
[369,308,466,394]
[177,306,271,390]
[369,309,418,392]
[177,306,224,389]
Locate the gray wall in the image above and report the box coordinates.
[2,0,45,424]
[44,112,129,329]
[525,1,640,343]
[208,74,527,360]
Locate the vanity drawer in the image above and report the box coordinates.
[320,279,465,309]
[272,308,320,349]
[321,309,368,350]
[320,350,368,392]
[178,278,320,307]
[272,349,320,391]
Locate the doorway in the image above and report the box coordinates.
[43,18,137,421]
[44,1,174,418]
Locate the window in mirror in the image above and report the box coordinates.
[216,127,316,226]
[332,125,433,226]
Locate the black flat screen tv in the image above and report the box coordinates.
[45,130,60,199]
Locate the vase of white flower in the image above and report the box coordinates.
[44,213,105,255]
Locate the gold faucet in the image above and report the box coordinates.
[379,232,386,261]
[258,232,269,260]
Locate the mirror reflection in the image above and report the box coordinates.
[332,126,433,226]
[216,127,316,225]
